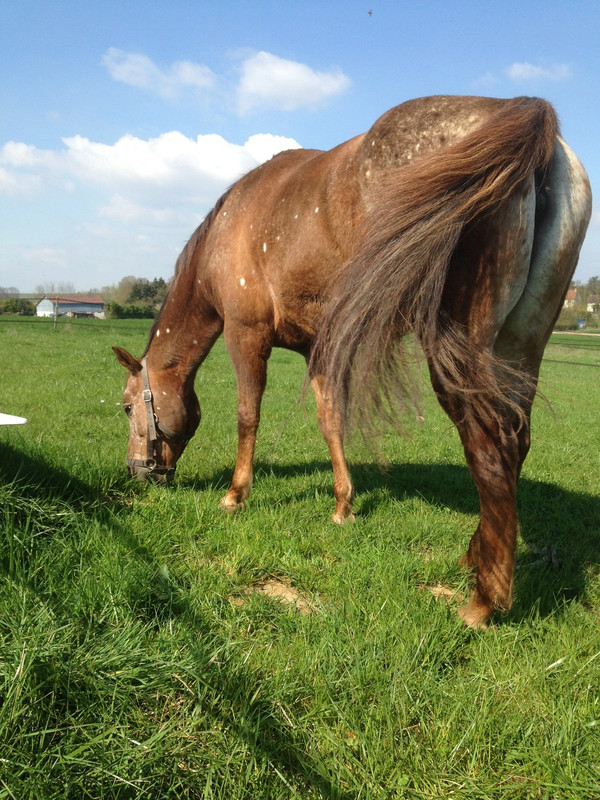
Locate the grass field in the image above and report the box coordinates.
[0,317,599,799]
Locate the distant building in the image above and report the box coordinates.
[563,288,580,308]
[36,295,105,318]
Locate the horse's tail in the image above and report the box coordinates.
[311,96,558,435]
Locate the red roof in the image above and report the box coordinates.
[45,295,104,304]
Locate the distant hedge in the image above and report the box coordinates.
[106,302,155,319]
[0,298,35,315]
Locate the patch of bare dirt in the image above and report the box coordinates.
[419,582,465,604]
[231,579,316,616]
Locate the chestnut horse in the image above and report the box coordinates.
[114,95,591,627]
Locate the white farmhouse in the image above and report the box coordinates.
[36,295,105,318]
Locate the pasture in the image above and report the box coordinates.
[0,316,599,799]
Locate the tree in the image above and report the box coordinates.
[585,275,600,295]
[103,277,169,318]
[124,277,169,311]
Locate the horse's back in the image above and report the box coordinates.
[201,135,367,348]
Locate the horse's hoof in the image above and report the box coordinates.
[331,510,355,525]
[219,496,246,514]
[457,599,492,630]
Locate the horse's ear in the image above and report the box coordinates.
[112,346,142,374]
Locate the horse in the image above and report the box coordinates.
[113,95,591,628]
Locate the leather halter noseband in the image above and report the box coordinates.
[126,357,191,480]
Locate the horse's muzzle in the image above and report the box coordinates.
[127,458,175,485]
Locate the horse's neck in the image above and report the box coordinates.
[144,277,201,378]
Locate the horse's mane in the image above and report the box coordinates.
[145,188,232,349]
[173,187,232,278]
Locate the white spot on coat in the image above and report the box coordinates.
[314,207,319,213]
[166,328,171,334]
[263,242,267,253]
[240,277,246,287]
[156,329,160,337]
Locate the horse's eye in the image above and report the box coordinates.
[124,404,132,416]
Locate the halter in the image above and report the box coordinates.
[126,357,191,481]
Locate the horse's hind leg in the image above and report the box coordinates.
[457,374,536,576]
[431,380,529,629]
[220,321,272,512]
[427,183,540,628]
[309,372,354,523]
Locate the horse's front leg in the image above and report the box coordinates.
[309,372,354,524]
[220,322,271,513]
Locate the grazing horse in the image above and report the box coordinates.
[114,95,591,628]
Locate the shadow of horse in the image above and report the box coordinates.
[0,441,354,799]
[181,457,600,623]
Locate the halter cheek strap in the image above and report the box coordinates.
[141,356,158,451]
[126,357,190,479]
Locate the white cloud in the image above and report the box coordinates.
[236,51,351,113]
[102,47,351,114]
[102,48,216,98]
[506,62,572,82]
[0,131,301,207]
[243,133,301,163]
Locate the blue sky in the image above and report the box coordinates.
[1,0,599,293]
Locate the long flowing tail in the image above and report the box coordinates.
[311,97,558,435]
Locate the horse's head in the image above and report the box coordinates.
[112,347,200,484]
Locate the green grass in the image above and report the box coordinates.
[0,317,599,799]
